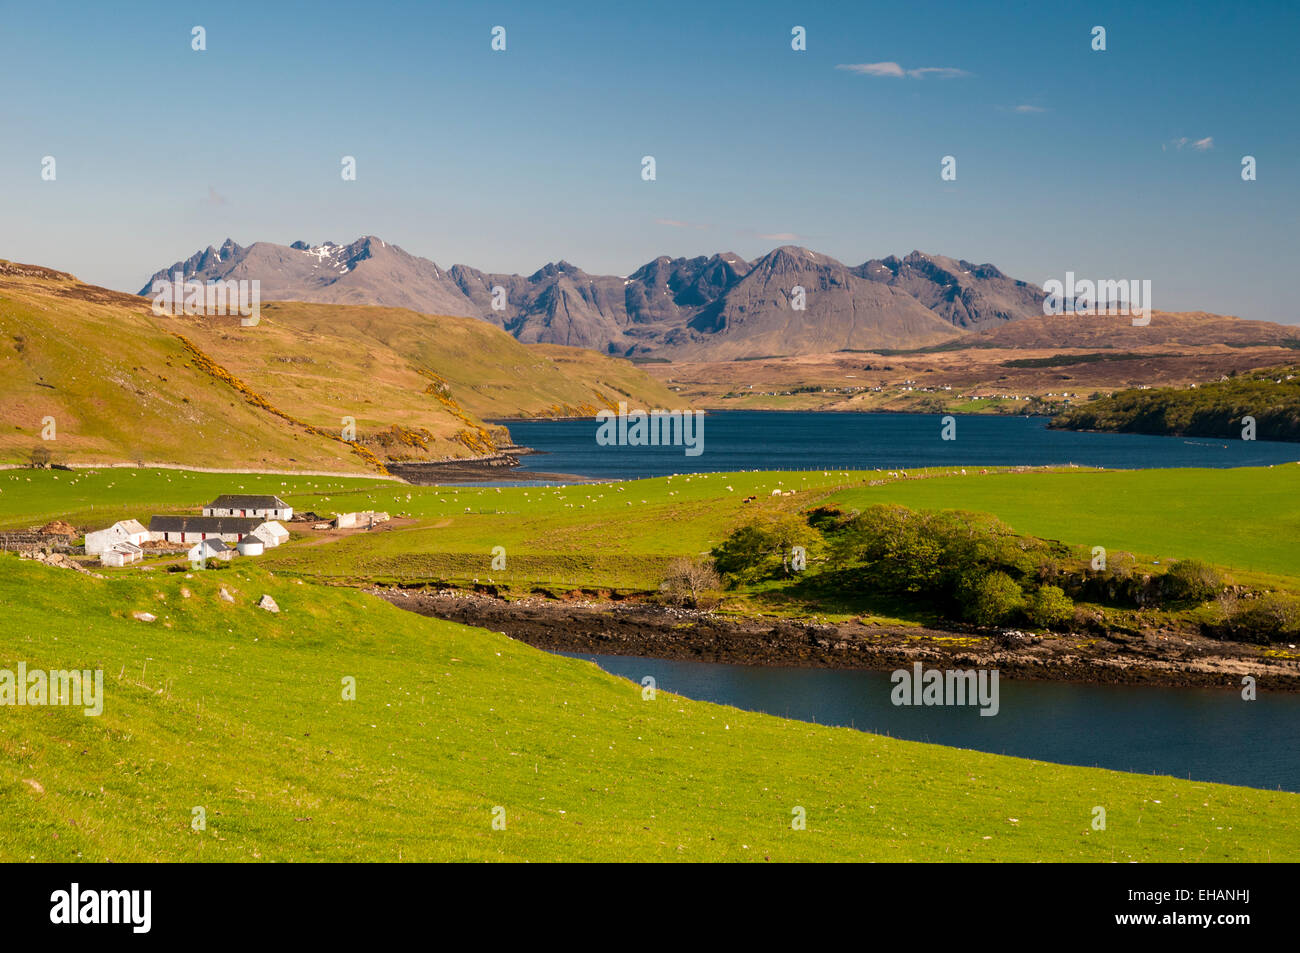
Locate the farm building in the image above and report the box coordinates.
[188,538,233,564]
[335,511,390,530]
[85,519,149,556]
[249,520,290,548]
[235,537,264,557]
[149,515,262,545]
[101,541,144,567]
[202,495,293,521]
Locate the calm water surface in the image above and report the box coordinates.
[561,652,1300,792]
[496,411,1299,481]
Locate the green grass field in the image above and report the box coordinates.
[2,556,1295,861]
[4,464,1299,592]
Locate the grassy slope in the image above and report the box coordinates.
[180,302,682,430]
[0,263,681,470]
[0,271,363,472]
[3,465,1297,591]
[2,556,1294,862]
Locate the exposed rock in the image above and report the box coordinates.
[257,594,280,613]
[132,611,156,622]
[141,237,1051,359]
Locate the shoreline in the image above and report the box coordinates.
[377,588,1300,692]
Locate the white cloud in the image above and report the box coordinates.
[1013,104,1047,113]
[757,232,801,241]
[1169,136,1214,151]
[837,62,970,79]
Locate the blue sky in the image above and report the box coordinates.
[2,0,1297,322]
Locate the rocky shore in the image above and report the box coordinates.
[376,588,1300,691]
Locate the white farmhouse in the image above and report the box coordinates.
[84,519,149,556]
[203,495,293,521]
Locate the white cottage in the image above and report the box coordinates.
[85,519,149,556]
[203,495,293,522]
[235,537,264,557]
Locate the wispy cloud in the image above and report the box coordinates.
[654,218,710,230]
[1013,104,1047,113]
[756,232,802,241]
[837,61,970,79]
[202,186,227,207]
[1166,136,1214,151]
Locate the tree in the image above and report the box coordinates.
[963,571,1025,626]
[711,514,808,583]
[1025,585,1074,629]
[660,557,721,608]
[28,446,51,468]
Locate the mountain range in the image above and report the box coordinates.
[142,237,1049,360]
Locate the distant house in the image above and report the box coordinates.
[101,541,144,567]
[150,515,262,545]
[187,538,233,563]
[250,520,290,548]
[85,519,149,556]
[202,495,293,522]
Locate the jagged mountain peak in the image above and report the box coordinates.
[141,236,1046,358]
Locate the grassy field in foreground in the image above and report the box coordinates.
[1,556,1295,862]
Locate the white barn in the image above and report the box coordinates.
[250,521,290,548]
[149,515,262,545]
[85,519,149,556]
[235,537,264,557]
[203,495,293,522]
[101,541,144,567]
[188,538,233,564]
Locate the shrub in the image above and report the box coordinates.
[1226,593,1300,644]
[1161,559,1222,604]
[963,571,1025,626]
[1025,585,1074,629]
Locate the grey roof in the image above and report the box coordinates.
[191,538,230,552]
[150,516,263,534]
[205,495,290,509]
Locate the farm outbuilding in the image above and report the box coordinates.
[235,537,264,557]
[149,516,262,545]
[250,521,290,548]
[100,541,144,567]
[335,511,390,530]
[85,519,149,556]
[203,495,293,522]
[187,538,233,564]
